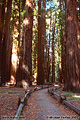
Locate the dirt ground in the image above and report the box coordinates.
[22,89,79,120]
[0,86,80,120]
[53,85,80,109]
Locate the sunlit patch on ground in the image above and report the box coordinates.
[73,95,80,99]
[54,84,59,87]
[22,80,29,89]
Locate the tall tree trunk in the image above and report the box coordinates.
[0,0,6,48]
[37,0,42,85]
[42,0,46,84]
[77,0,80,70]
[37,0,46,85]
[1,0,12,85]
[18,0,21,60]
[33,35,37,83]
[58,0,65,83]
[51,26,55,83]
[22,0,34,86]
[77,0,80,29]
[46,2,52,83]
[11,0,21,85]
[62,0,66,84]
[0,0,6,85]
[32,1,38,84]
[64,0,80,92]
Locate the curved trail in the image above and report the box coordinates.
[22,89,79,120]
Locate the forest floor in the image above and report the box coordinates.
[0,85,80,120]
[53,84,80,110]
[21,89,79,120]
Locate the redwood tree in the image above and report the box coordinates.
[64,0,80,92]
[0,0,6,48]
[0,0,6,85]
[51,26,55,83]
[37,0,46,85]
[21,0,34,86]
[1,0,12,85]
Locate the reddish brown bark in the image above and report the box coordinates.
[0,0,6,47]
[1,0,12,85]
[51,26,55,83]
[37,0,42,85]
[21,0,34,86]
[37,0,46,85]
[46,2,52,83]
[64,0,80,92]
[0,0,6,82]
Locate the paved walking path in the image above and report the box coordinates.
[22,89,79,120]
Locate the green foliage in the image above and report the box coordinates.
[1,90,23,94]
[3,92,8,94]
[68,97,80,100]
[64,92,76,97]
[8,90,23,93]
[67,98,76,100]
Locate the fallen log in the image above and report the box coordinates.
[53,92,60,102]
[59,96,66,103]
[14,91,30,120]
[36,87,42,91]
[30,89,35,93]
[63,100,80,115]
[14,103,24,120]
[18,97,21,107]
[48,88,51,93]
[21,91,30,103]
[14,86,50,120]
[43,85,49,89]
[48,88,80,115]
[48,89,60,101]
[34,87,37,91]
